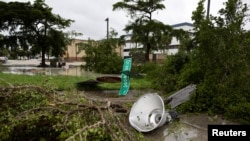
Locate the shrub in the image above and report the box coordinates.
[146,52,189,93]
[81,39,123,74]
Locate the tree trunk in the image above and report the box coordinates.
[40,23,48,67]
[145,43,151,62]
[40,46,47,67]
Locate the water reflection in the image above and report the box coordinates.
[0,66,93,76]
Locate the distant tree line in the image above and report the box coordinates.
[0,0,73,67]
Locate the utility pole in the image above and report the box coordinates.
[75,43,78,61]
[105,17,109,40]
[207,0,211,19]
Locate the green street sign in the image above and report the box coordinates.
[119,57,132,96]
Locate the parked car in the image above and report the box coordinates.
[0,56,8,63]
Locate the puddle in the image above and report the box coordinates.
[0,66,96,76]
[163,124,199,141]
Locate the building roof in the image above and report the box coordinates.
[171,22,194,28]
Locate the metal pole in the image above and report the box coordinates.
[105,17,109,40]
[207,0,210,20]
[75,43,77,61]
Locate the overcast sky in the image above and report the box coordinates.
[3,0,250,40]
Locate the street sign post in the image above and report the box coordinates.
[119,57,132,96]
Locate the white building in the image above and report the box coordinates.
[123,34,143,58]
[123,22,194,59]
[167,22,194,55]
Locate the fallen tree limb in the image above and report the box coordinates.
[1,83,135,140]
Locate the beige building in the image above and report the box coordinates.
[64,39,87,62]
[64,39,123,62]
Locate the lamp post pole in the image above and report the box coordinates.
[105,17,109,40]
[75,43,77,61]
[207,0,211,19]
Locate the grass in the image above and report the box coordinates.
[0,72,152,91]
[0,72,152,141]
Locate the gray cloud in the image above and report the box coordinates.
[3,0,250,40]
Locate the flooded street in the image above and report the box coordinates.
[0,59,93,76]
[0,66,85,76]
